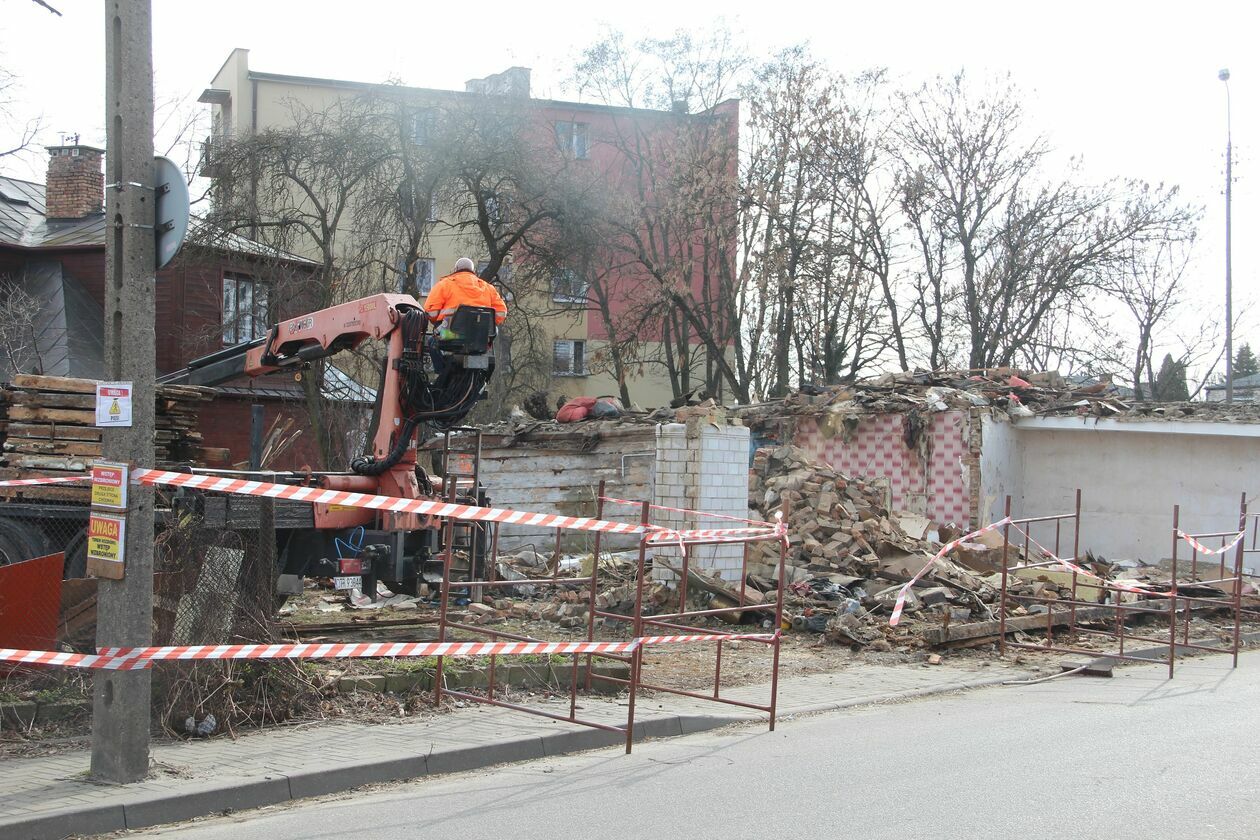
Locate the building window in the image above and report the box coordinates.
[551,267,588,304]
[554,121,589,159]
[411,109,436,145]
[481,190,509,227]
[398,179,437,223]
[553,339,586,376]
[222,272,269,344]
[398,257,436,296]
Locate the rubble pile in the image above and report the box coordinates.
[739,444,1009,645]
[739,368,1260,427]
[748,444,918,574]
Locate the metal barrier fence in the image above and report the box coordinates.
[430,478,786,753]
[999,490,1247,677]
[2,468,786,753]
[1243,496,1260,620]
[590,482,786,750]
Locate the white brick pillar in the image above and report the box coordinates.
[652,419,751,583]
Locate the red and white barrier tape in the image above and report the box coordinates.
[650,518,786,546]
[888,518,1012,627]
[0,475,90,487]
[1177,530,1245,557]
[1007,524,1241,600]
[638,632,778,645]
[0,632,778,672]
[600,495,769,526]
[132,467,777,545]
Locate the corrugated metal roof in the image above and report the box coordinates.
[0,176,53,247]
[322,363,378,404]
[0,174,315,264]
[1206,373,1260,391]
[186,218,317,265]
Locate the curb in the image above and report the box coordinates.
[0,671,1062,839]
[1079,629,1260,669]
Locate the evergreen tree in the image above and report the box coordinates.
[1234,343,1258,379]
[1153,353,1190,401]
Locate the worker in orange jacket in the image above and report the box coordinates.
[423,257,508,326]
[422,257,507,375]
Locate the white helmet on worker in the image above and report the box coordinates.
[454,257,475,273]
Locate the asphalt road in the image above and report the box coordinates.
[132,653,1260,840]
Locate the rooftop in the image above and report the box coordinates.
[237,68,738,121]
[0,173,316,264]
[1205,373,1260,391]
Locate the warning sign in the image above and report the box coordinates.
[87,512,126,576]
[90,462,129,510]
[95,381,133,427]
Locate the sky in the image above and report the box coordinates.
[1,0,1255,375]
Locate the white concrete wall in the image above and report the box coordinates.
[979,414,1022,526]
[653,421,751,583]
[473,429,654,553]
[1007,418,1256,566]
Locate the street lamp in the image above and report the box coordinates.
[1220,68,1233,402]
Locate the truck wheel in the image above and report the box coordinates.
[62,529,88,579]
[0,516,52,567]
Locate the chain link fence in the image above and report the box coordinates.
[0,493,290,740]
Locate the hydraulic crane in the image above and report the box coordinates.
[159,293,498,599]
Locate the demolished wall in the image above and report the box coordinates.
[791,411,975,528]
[473,424,655,551]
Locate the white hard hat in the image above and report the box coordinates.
[454,257,475,272]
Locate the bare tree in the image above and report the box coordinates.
[0,275,43,375]
[207,94,397,465]
[739,50,896,397]
[893,73,1198,372]
[574,30,749,402]
[1109,237,1196,399]
[0,63,41,162]
[154,92,211,206]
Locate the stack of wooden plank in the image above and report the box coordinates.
[0,375,227,496]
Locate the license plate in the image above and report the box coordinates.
[334,576,362,591]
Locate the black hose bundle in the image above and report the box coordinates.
[351,309,487,476]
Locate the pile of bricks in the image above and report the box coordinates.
[749,445,923,574]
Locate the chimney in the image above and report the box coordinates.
[464,67,531,98]
[45,142,105,220]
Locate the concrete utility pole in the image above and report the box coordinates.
[92,0,156,783]
[1220,68,1234,403]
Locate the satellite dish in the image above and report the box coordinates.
[153,155,190,270]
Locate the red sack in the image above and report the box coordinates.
[556,396,597,423]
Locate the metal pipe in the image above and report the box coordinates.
[999,496,1012,657]
[1169,505,1180,679]
[769,514,787,733]
[624,502,650,755]
[1235,492,1247,668]
[586,480,605,692]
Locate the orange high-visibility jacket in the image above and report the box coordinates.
[423,269,508,325]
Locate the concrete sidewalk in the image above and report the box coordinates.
[0,661,1025,839]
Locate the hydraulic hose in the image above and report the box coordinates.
[351,415,423,476]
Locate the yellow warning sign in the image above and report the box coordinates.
[90,462,128,510]
[87,512,126,565]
